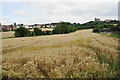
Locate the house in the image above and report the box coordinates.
[28,26,33,28]
[24,25,29,29]
[51,25,56,28]
[2,25,13,31]
[46,25,56,28]
[105,19,112,22]
[46,25,51,28]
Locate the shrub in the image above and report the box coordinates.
[28,28,32,29]
[45,31,52,35]
[93,27,100,32]
[110,25,119,31]
[2,29,9,32]
[41,31,47,35]
[92,26,104,33]
[52,22,76,34]
[14,27,30,37]
[93,24,120,33]
[34,28,43,36]
[29,31,35,36]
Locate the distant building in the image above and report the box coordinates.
[28,26,33,28]
[24,25,29,29]
[2,25,13,31]
[95,18,100,22]
[104,19,112,22]
[51,25,56,28]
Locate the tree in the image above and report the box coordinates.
[34,28,43,36]
[41,25,43,28]
[52,22,68,34]
[29,31,35,36]
[14,27,30,37]
[45,31,52,35]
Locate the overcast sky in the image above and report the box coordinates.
[0,0,119,25]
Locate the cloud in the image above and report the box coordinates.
[11,10,28,16]
[24,2,117,23]
[2,1,118,24]
[2,0,119,2]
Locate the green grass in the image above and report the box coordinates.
[109,33,120,39]
[100,33,120,39]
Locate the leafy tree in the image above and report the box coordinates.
[92,26,104,33]
[52,22,68,34]
[52,22,77,34]
[34,28,42,36]
[14,27,30,37]
[41,25,43,28]
[45,31,52,35]
[29,31,35,36]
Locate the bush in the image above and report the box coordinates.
[14,27,30,37]
[41,31,47,35]
[34,28,43,36]
[2,29,9,32]
[93,27,100,32]
[29,31,35,36]
[93,24,120,33]
[110,25,119,31]
[28,28,33,29]
[45,31,52,35]
[92,26,104,33]
[52,22,76,34]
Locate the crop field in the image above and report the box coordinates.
[2,31,15,39]
[29,28,53,31]
[2,29,119,78]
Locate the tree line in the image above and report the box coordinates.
[92,24,119,33]
[14,22,76,37]
[14,21,119,37]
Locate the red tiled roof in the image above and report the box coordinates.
[4,26,13,28]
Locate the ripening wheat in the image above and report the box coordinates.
[2,29,119,78]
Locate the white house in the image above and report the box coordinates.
[24,25,29,29]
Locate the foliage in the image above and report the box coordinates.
[92,26,104,32]
[14,27,30,37]
[92,24,119,33]
[109,33,120,39]
[29,31,35,36]
[52,22,76,34]
[34,28,43,36]
[28,28,32,29]
[45,30,52,35]
[2,28,9,32]
[102,33,120,39]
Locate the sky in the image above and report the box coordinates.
[0,0,119,25]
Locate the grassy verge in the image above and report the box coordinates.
[97,33,120,39]
[109,33,120,39]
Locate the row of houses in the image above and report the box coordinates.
[0,24,56,31]
[94,18,116,22]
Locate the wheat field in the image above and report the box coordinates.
[2,29,119,78]
[2,31,15,39]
